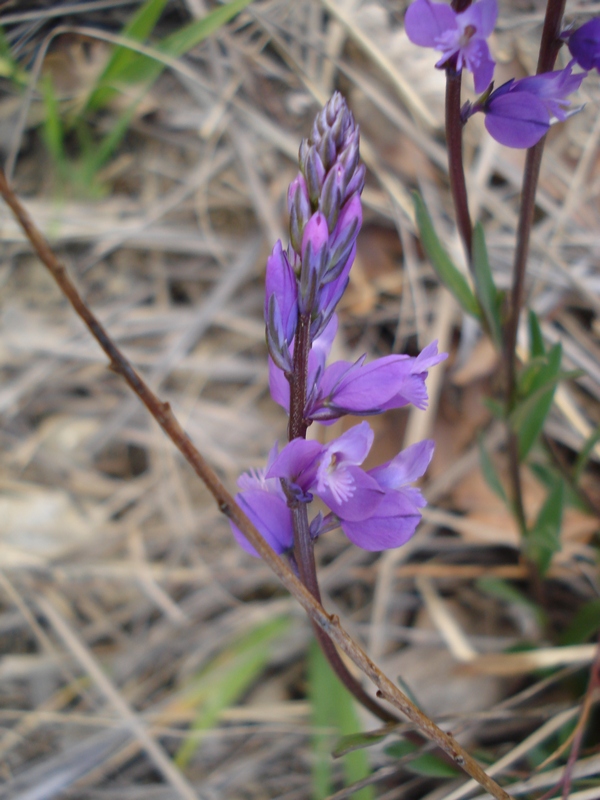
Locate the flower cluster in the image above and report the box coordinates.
[405,0,597,148]
[231,94,446,557]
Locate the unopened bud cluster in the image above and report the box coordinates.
[266,93,365,375]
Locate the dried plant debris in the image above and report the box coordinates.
[0,0,598,798]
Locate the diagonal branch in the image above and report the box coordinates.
[0,168,511,800]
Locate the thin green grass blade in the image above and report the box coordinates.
[85,0,169,113]
[77,0,255,180]
[41,75,68,183]
[309,643,373,800]
[174,616,290,768]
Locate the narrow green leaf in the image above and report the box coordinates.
[333,727,392,758]
[478,438,507,504]
[413,193,480,319]
[477,577,546,628]
[513,343,562,460]
[95,0,254,96]
[85,0,169,112]
[526,479,565,575]
[385,740,418,759]
[406,753,460,778]
[574,425,600,483]
[560,599,600,645]
[78,0,255,177]
[174,616,290,768]
[310,643,373,800]
[528,309,546,359]
[472,223,502,345]
[41,76,69,182]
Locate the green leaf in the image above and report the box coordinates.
[174,616,290,768]
[528,310,546,358]
[85,0,170,113]
[477,577,546,628]
[529,462,588,513]
[385,740,418,759]
[41,76,67,172]
[560,599,600,645]
[478,438,507,504]
[413,193,480,319]
[406,753,460,778]
[574,425,600,483]
[513,343,562,460]
[472,223,502,345]
[526,479,565,575]
[310,643,373,800]
[333,728,392,758]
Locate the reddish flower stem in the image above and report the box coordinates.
[445,69,473,265]
[503,0,568,539]
[288,313,399,723]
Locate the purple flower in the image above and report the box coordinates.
[567,18,600,72]
[230,445,294,557]
[468,63,586,148]
[307,340,447,422]
[511,61,586,121]
[313,423,384,521]
[405,0,497,93]
[340,440,434,551]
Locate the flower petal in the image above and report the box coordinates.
[405,0,456,47]
[369,440,435,490]
[231,490,294,557]
[485,91,549,148]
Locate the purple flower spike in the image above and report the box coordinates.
[405,0,497,92]
[567,18,600,72]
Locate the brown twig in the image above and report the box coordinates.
[0,168,512,800]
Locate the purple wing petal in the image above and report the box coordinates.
[369,439,435,489]
[568,18,600,71]
[231,490,294,557]
[485,91,549,148]
[405,0,456,47]
[461,0,497,37]
[341,510,421,551]
[325,420,374,465]
[266,438,323,488]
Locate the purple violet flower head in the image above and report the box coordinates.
[340,440,435,551]
[306,340,447,423]
[567,18,600,72]
[405,0,497,92]
[475,63,586,148]
[313,422,384,521]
